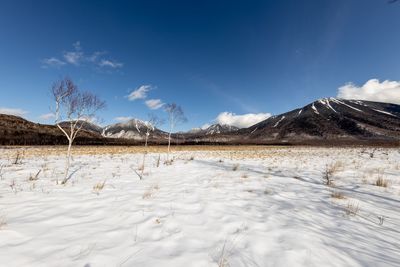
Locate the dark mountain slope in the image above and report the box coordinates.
[1,98,399,146]
[0,114,108,145]
[239,98,400,142]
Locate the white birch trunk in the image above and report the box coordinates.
[140,133,149,178]
[167,131,171,161]
[63,138,72,184]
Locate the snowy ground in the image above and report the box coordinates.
[0,146,399,267]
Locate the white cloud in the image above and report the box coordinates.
[99,59,123,68]
[145,99,164,110]
[87,51,105,62]
[73,41,82,51]
[0,107,28,117]
[215,112,272,128]
[338,79,400,104]
[41,57,66,68]
[39,113,55,120]
[63,51,83,65]
[43,41,122,69]
[114,116,133,122]
[201,123,211,130]
[63,41,84,65]
[127,85,152,101]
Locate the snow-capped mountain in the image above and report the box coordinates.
[239,98,400,143]
[185,124,239,136]
[58,120,103,134]
[102,119,167,140]
[1,98,399,145]
[203,124,239,135]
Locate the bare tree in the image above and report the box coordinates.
[139,114,164,178]
[52,77,105,184]
[164,103,187,161]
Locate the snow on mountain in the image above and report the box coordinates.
[186,123,239,136]
[240,98,400,142]
[102,119,166,140]
[103,119,149,139]
[1,98,399,145]
[58,120,103,134]
[204,124,239,135]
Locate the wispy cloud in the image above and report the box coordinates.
[0,107,28,117]
[63,41,83,65]
[338,79,400,105]
[39,113,55,120]
[42,41,123,70]
[215,112,271,128]
[41,57,66,68]
[87,51,106,62]
[127,85,153,101]
[114,116,133,122]
[63,52,83,65]
[99,59,123,68]
[145,99,164,110]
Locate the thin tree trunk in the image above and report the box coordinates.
[63,139,72,184]
[141,135,149,178]
[167,132,171,161]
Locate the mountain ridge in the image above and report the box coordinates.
[0,98,399,145]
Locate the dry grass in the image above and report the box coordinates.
[331,190,345,199]
[217,241,230,267]
[13,151,22,164]
[345,200,360,216]
[375,177,388,187]
[28,170,41,181]
[0,145,287,159]
[156,154,161,167]
[9,179,17,194]
[323,161,344,186]
[0,215,7,229]
[142,184,159,199]
[323,166,334,186]
[164,159,174,165]
[0,164,4,180]
[93,180,106,194]
[232,164,239,171]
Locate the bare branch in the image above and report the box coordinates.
[50,77,105,183]
[145,113,164,132]
[164,103,187,159]
[164,103,187,129]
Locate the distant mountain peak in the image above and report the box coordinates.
[241,99,400,142]
[102,118,165,140]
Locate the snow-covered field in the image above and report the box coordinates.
[0,146,399,267]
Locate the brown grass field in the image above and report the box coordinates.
[0,145,293,159]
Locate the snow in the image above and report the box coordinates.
[250,127,258,134]
[297,109,302,116]
[330,99,363,112]
[349,100,369,107]
[319,99,337,113]
[311,103,319,114]
[273,116,285,127]
[373,109,397,117]
[1,146,400,267]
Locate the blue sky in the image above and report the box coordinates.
[1,0,400,131]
